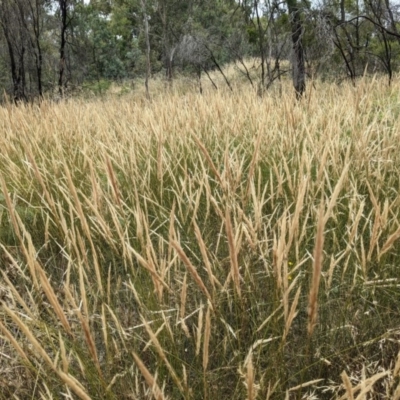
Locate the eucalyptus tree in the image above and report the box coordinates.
[17,0,51,97]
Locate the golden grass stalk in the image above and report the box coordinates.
[273,212,288,294]
[225,206,241,298]
[288,378,324,392]
[339,370,389,400]
[143,321,167,352]
[341,371,355,400]
[63,286,103,376]
[364,181,380,258]
[393,350,400,399]
[380,224,400,257]
[0,317,32,366]
[40,382,54,400]
[265,380,279,400]
[59,332,69,373]
[161,310,174,342]
[191,134,224,188]
[2,303,54,367]
[347,199,365,248]
[105,304,128,346]
[323,163,349,225]
[105,154,121,207]
[63,163,91,240]
[141,317,185,394]
[180,273,191,337]
[89,243,105,298]
[145,242,163,301]
[36,264,73,337]
[80,312,102,377]
[283,286,301,341]
[22,229,40,289]
[272,235,282,292]
[78,261,89,319]
[157,131,164,183]
[202,304,211,372]
[394,351,400,377]
[132,351,165,400]
[394,385,400,400]
[256,305,282,333]
[0,175,22,241]
[245,352,256,400]
[287,176,308,249]
[1,270,34,319]
[107,198,127,248]
[196,304,204,357]
[57,370,92,400]
[368,208,381,261]
[101,304,109,359]
[127,243,171,293]
[87,155,100,212]
[222,142,232,189]
[170,239,213,304]
[308,202,325,336]
[193,219,218,291]
[23,145,57,215]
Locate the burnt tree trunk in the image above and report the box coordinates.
[58,0,68,96]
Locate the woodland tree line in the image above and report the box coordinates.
[1,0,400,102]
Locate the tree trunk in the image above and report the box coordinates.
[159,1,173,84]
[340,0,346,23]
[287,0,305,98]
[32,1,43,97]
[18,0,43,97]
[383,0,400,48]
[2,23,25,101]
[141,0,151,100]
[254,0,266,91]
[59,0,68,97]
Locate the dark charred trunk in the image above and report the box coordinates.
[32,2,43,97]
[59,0,68,96]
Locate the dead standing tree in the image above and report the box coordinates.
[177,34,209,93]
[177,34,232,94]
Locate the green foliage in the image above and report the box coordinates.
[82,78,112,94]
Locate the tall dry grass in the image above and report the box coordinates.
[0,75,400,399]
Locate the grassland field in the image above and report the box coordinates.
[0,74,400,399]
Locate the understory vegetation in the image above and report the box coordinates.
[1,77,400,399]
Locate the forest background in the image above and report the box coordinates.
[1,0,400,101]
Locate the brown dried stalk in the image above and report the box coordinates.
[225,206,241,298]
[308,203,325,336]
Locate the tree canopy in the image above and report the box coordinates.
[0,0,399,100]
